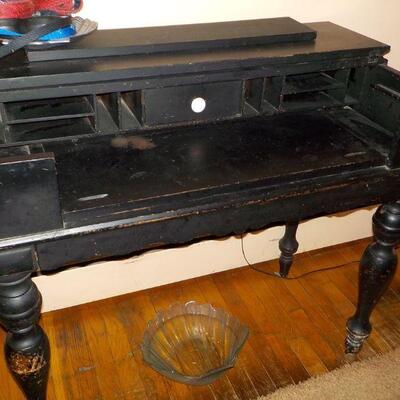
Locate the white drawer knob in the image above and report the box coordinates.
[191,97,206,113]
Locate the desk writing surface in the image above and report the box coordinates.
[40,110,385,227]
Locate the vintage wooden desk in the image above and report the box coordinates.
[0,17,399,399]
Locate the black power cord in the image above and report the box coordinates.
[240,234,360,280]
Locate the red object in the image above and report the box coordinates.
[34,0,83,15]
[0,0,35,19]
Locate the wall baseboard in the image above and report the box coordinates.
[34,207,374,312]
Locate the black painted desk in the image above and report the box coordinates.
[0,18,399,399]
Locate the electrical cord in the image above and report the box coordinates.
[240,234,360,279]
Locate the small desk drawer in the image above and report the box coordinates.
[142,81,243,126]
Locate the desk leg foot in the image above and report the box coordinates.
[345,202,400,353]
[279,222,299,277]
[0,272,49,400]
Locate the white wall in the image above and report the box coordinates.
[35,1,400,312]
[79,0,400,68]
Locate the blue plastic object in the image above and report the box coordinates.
[0,25,76,40]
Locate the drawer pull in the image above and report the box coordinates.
[191,97,207,113]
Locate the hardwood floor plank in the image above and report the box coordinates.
[98,300,149,399]
[113,293,172,400]
[263,334,310,384]
[293,256,377,361]
[229,269,296,338]
[288,309,342,370]
[288,337,328,376]
[81,304,130,399]
[242,260,302,313]
[41,313,68,400]
[1,238,400,400]
[242,262,345,371]
[53,307,103,400]
[281,279,345,349]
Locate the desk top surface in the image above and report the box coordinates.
[26,17,317,61]
[0,22,389,90]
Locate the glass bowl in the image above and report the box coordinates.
[141,301,249,385]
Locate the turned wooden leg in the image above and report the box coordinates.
[345,202,400,353]
[0,272,50,400]
[279,222,299,277]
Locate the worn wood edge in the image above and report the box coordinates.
[33,208,375,313]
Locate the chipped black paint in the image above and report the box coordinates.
[0,273,50,399]
[346,202,400,353]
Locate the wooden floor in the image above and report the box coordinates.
[2,238,400,400]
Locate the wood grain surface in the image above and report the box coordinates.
[1,238,400,400]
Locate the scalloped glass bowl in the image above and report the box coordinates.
[141,301,249,385]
